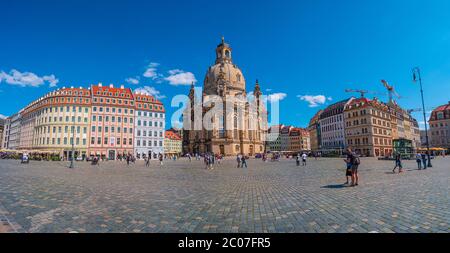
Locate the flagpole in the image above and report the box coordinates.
[413,67,432,168]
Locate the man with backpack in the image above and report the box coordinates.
[346,148,360,187]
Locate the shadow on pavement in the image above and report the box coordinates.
[321,184,347,189]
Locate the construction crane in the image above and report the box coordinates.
[407,108,422,114]
[407,107,436,114]
[381,80,402,103]
[345,89,383,98]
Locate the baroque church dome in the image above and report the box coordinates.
[203,37,246,95]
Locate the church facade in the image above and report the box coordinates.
[182,38,268,156]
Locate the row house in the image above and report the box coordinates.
[319,98,354,154]
[2,83,165,160]
[429,101,450,149]
[308,110,322,152]
[134,92,165,159]
[344,97,393,157]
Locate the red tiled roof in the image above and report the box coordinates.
[165,131,181,140]
[91,84,133,98]
[433,103,450,113]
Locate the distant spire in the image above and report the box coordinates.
[191,81,194,89]
[221,36,225,44]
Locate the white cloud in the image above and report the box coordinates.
[0,69,59,87]
[143,62,161,79]
[134,86,166,99]
[164,70,197,85]
[297,95,330,107]
[168,69,183,75]
[0,114,7,119]
[266,93,287,102]
[265,88,272,92]
[125,77,140,85]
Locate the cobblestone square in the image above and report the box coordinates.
[0,157,449,233]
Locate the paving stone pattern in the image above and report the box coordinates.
[0,157,449,233]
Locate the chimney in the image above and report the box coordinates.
[109,84,114,88]
[120,85,124,89]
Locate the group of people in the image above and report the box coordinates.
[295,153,308,166]
[392,152,432,173]
[236,154,248,168]
[204,153,216,170]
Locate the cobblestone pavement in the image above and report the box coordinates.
[0,157,449,233]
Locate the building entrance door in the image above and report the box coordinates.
[108,150,116,160]
[219,145,225,155]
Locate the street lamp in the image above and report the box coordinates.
[69,97,78,169]
[412,67,432,168]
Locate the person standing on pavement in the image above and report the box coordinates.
[204,153,210,170]
[209,154,214,170]
[393,153,403,173]
[343,156,352,185]
[296,153,300,166]
[241,155,248,168]
[236,154,241,168]
[346,148,360,186]
[421,153,427,169]
[416,152,422,170]
[126,154,130,166]
[159,153,163,166]
[145,156,150,167]
[301,153,307,166]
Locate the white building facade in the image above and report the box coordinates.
[319,98,354,153]
[133,92,165,159]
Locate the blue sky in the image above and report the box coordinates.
[1,0,450,129]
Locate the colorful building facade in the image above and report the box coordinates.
[134,91,165,159]
[344,97,393,157]
[164,130,182,156]
[1,84,165,160]
[429,101,450,149]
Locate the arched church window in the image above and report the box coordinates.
[225,50,230,58]
[236,74,241,82]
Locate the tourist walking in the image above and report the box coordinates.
[236,154,241,168]
[159,153,163,166]
[145,156,150,167]
[126,155,130,166]
[296,154,300,166]
[241,155,248,168]
[416,152,422,170]
[393,153,403,173]
[301,153,307,166]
